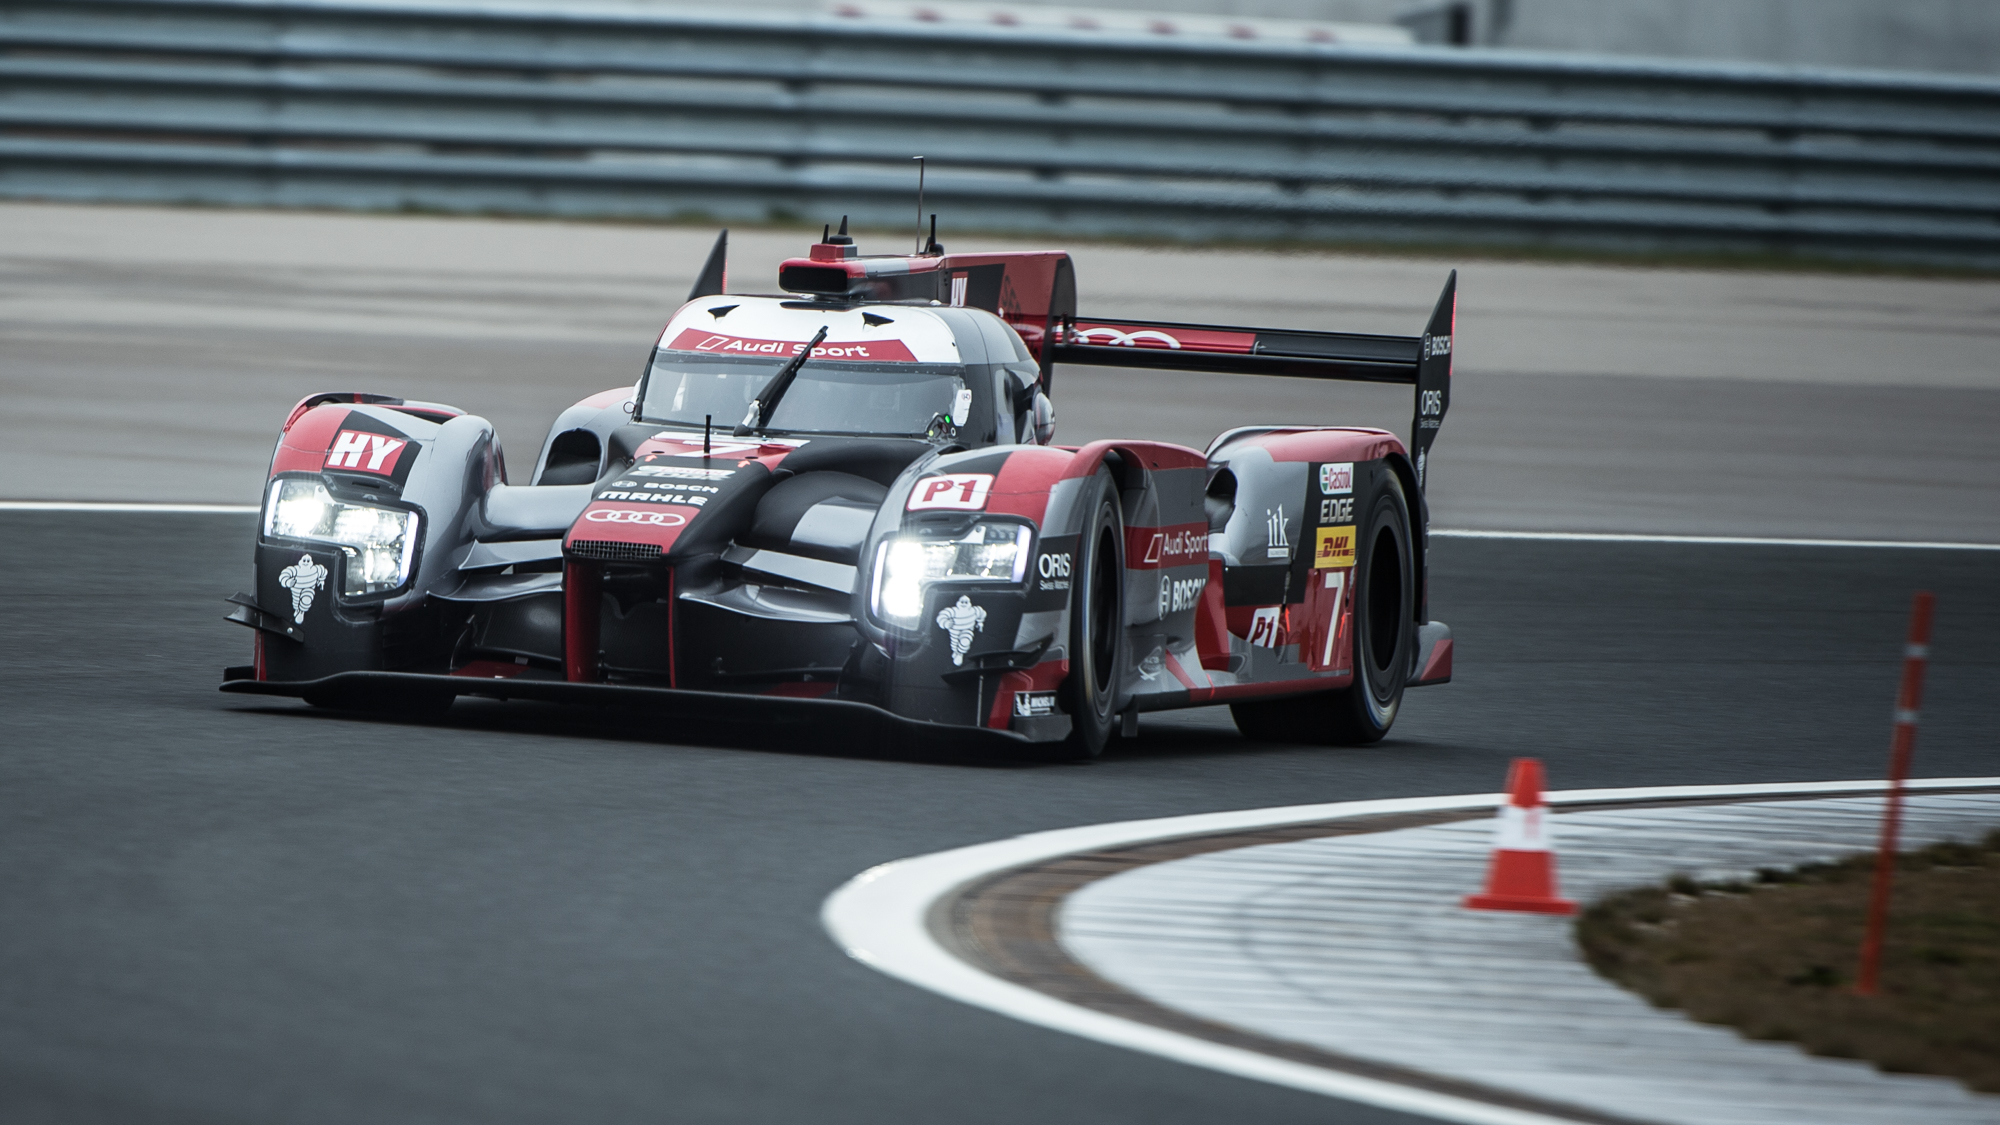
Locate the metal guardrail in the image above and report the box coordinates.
[3,0,1999,262]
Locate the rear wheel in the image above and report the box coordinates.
[1057,473,1125,760]
[1231,471,1413,745]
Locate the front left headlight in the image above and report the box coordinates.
[263,478,420,596]
[871,521,1033,627]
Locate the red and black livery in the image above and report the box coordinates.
[223,222,1456,756]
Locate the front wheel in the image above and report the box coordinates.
[1231,470,1413,746]
[1056,472,1125,760]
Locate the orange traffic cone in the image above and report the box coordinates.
[1463,758,1576,915]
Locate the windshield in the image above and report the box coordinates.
[639,351,969,437]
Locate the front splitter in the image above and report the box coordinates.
[222,670,1041,755]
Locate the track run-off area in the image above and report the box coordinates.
[2,203,1998,1122]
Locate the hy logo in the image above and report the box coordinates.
[278,553,327,623]
[327,430,407,473]
[935,595,987,666]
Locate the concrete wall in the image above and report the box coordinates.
[805,0,2000,75]
[1491,0,2000,75]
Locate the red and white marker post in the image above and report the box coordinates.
[1464,757,1576,915]
[1855,590,1936,998]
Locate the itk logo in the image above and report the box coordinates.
[278,553,327,623]
[1265,508,1291,560]
[935,595,987,665]
[1247,606,1284,649]
[907,473,993,511]
[327,430,408,473]
[1318,462,1353,495]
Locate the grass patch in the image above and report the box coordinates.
[1577,830,2000,1093]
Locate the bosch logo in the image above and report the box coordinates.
[1075,327,1183,349]
[1037,552,1072,579]
[1159,575,1207,615]
[1425,334,1453,358]
[584,509,686,527]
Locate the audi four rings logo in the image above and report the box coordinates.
[585,508,686,527]
[1075,327,1183,349]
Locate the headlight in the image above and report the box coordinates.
[871,522,1033,626]
[263,479,420,596]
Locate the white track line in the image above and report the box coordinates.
[0,501,258,513]
[821,776,2000,1125]
[2,503,1995,550]
[1432,529,2000,550]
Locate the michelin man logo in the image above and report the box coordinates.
[934,594,987,666]
[278,553,328,623]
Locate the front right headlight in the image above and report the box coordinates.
[870,521,1032,627]
[263,478,420,596]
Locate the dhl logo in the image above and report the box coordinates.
[1314,525,1356,569]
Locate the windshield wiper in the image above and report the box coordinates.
[734,325,829,436]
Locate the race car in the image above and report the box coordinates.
[221,221,1456,757]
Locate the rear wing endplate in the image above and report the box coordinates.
[1048,271,1456,491]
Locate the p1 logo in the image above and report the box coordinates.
[907,474,994,511]
[1247,606,1284,649]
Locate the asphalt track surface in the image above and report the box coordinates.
[3,510,1996,1124]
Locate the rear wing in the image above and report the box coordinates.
[1049,272,1456,491]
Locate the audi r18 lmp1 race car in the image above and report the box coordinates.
[221,222,1456,757]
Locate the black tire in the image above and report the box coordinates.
[1230,470,1413,745]
[1057,473,1125,759]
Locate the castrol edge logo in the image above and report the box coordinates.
[907,473,993,511]
[585,508,687,527]
[666,329,916,363]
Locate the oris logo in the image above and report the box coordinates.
[584,508,687,527]
[1037,552,1072,579]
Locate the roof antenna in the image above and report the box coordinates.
[924,213,942,255]
[827,215,852,246]
[821,223,830,243]
[913,155,926,254]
